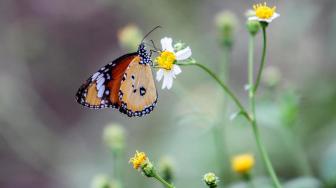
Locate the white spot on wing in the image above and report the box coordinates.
[96,74,104,80]
[92,72,100,80]
[97,85,105,98]
[96,77,105,90]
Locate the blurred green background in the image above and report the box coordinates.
[0,0,336,188]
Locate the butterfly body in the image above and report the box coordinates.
[76,43,158,117]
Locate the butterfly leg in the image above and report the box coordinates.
[151,40,159,51]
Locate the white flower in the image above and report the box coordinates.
[248,2,280,23]
[156,37,192,89]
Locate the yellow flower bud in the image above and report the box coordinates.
[232,154,255,174]
[117,24,143,51]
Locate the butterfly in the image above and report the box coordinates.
[75,27,160,117]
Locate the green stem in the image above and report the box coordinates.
[251,120,282,188]
[243,173,255,188]
[178,62,249,121]
[220,46,230,81]
[248,29,282,188]
[216,45,232,183]
[212,124,228,181]
[112,151,123,188]
[112,151,118,180]
[153,171,175,188]
[248,35,254,100]
[254,26,267,93]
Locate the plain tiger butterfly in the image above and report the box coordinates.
[75,26,160,117]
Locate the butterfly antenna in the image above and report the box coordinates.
[141,25,162,43]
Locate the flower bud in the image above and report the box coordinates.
[129,151,155,177]
[142,161,155,177]
[159,156,175,183]
[91,174,111,188]
[103,123,125,153]
[203,172,219,187]
[118,24,143,51]
[246,20,261,36]
[231,154,255,174]
[214,11,238,48]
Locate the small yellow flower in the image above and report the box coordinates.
[129,151,148,169]
[156,51,176,70]
[248,2,280,23]
[232,154,255,174]
[254,3,276,19]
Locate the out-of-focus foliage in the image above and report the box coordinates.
[0,0,336,188]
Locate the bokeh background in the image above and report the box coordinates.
[1,0,336,188]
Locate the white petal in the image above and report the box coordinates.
[161,70,173,90]
[268,13,280,22]
[156,69,164,81]
[248,16,259,21]
[160,37,174,52]
[245,9,256,17]
[165,73,174,89]
[172,65,182,75]
[176,47,192,61]
[273,13,280,18]
[161,70,169,89]
[248,12,280,23]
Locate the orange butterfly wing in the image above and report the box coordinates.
[76,43,157,117]
[118,56,158,117]
[76,53,138,109]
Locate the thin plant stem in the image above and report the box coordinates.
[251,119,281,188]
[212,124,228,181]
[178,26,282,186]
[248,35,254,100]
[248,29,282,188]
[254,26,267,93]
[215,45,232,183]
[152,171,175,188]
[112,151,123,188]
[177,62,250,121]
[112,151,118,180]
[244,173,255,188]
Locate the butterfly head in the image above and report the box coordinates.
[137,43,151,65]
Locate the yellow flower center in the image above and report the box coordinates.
[253,2,276,19]
[129,151,147,169]
[156,51,176,70]
[232,154,255,174]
